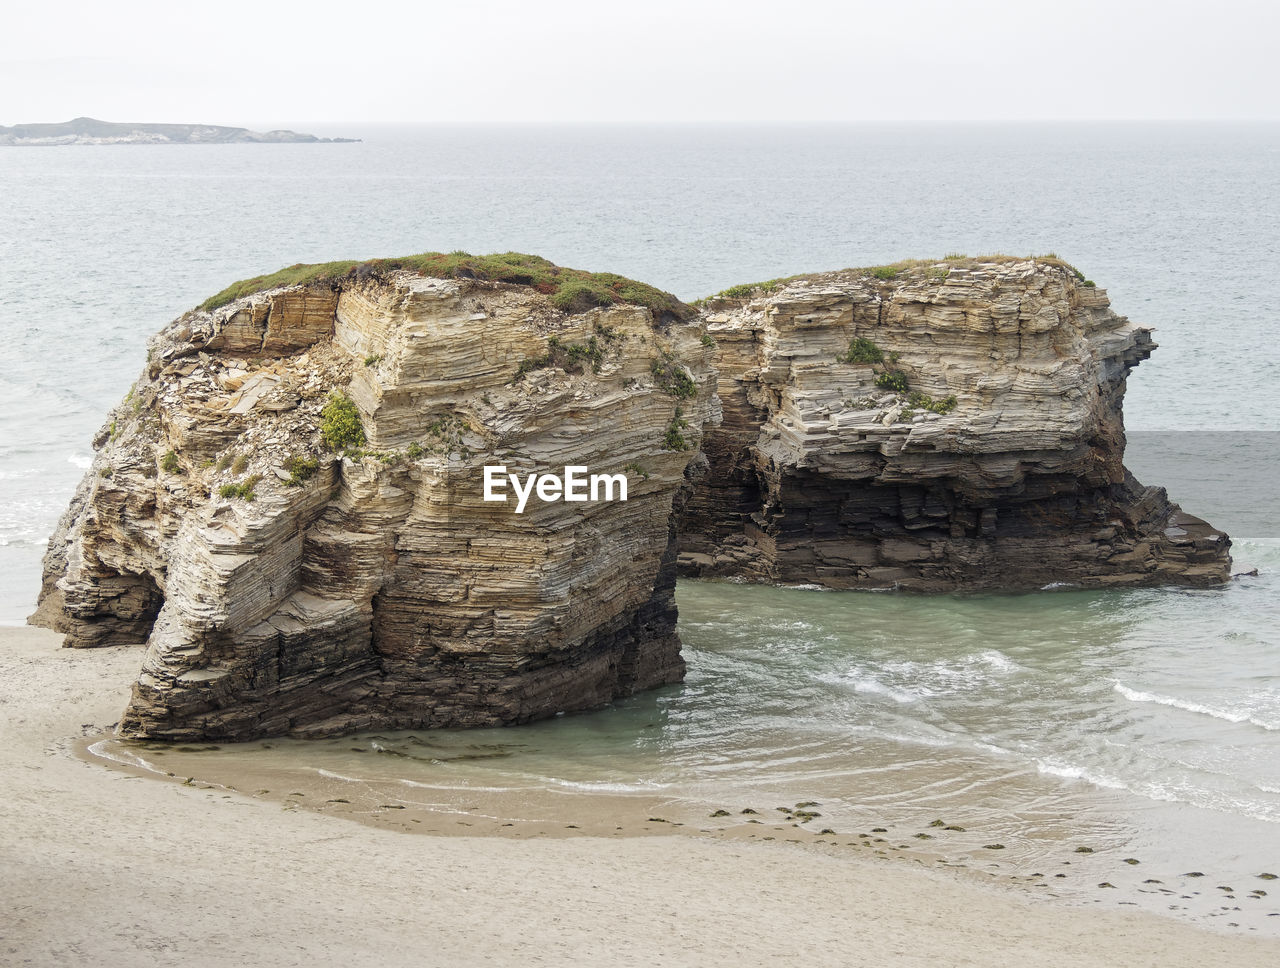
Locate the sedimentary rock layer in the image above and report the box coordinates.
[31,255,1232,741]
[33,269,716,739]
[678,260,1230,590]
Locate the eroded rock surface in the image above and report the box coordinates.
[678,260,1230,590]
[33,272,716,739]
[31,256,1231,741]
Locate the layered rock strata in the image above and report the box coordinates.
[33,270,716,739]
[678,260,1230,590]
[32,255,1232,741]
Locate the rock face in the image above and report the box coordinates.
[32,255,1232,741]
[32,269,716,739]
[678,260,1230,590]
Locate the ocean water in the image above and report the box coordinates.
[3,123,1279,930]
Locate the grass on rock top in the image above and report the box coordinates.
[198,252,693,319]
[706,253,1089,301]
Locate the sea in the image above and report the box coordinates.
[2,123,1278,932]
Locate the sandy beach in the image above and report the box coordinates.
[0,626,1275,967]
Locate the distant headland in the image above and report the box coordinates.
[0,117,359,146]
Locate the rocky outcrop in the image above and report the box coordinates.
[31,254,1231,741]
[678,259,1230,590]
[33,266,716,739]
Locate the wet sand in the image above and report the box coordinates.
[3,625,1278,967]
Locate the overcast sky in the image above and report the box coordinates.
[4,0,1277,125]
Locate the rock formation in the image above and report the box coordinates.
[678,259,1230,590]
[32,260,717,739]
[31,254,1231,740]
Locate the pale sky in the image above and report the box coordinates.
[3,0,1277,125]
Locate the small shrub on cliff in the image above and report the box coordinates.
[231,455,249,475]
[218,474,262,502]
[662,408,690,451]
[512,335,606,382]
[875,370,909,393]
[160,450,181,474]
[554,335,606,373]
[283,454,319,486]
[838,338,884,365]
[651,357,697,399]
[870,266,899,281]
[321,392,366,451]
[907,391,958,415]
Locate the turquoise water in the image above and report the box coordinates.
[5,124,1280,930]
[94,571,1280,931]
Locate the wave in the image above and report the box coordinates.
[1114,683,1278,730]
[846,677,924,704]
[316,768,367,783]
[1035,759,1128,790]
[87,739,163,775]
[834,649,1022,704]
[1038,756,1280,824]
[399,778,522,794]
[67,453,92,469]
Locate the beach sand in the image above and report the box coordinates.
[3,625,1277,968]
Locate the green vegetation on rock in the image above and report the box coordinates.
[662,408,690,451]
[218,474,262,502]
[320,392,365,451]
[906,391,958,415]
[283,454,319,486]
[512,334,607,382]
[650,355,697,399]
[875,370,909,393]
[838,338,884,365]
[700,254,1089,302]
[199,252,692,319]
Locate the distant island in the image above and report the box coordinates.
[0,117,359,146]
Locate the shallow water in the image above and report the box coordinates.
[93,571,1280,932]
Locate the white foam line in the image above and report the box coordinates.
[399,778,521,794]
[87,739,240,796]
[1115,683,1278,730]
[316,768,369,784]
[87,738,165,775]
[1035,759,1127,790]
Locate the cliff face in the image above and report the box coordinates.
[32,255,1232,741]
[33,269,716,739]
[678,260,1230,590]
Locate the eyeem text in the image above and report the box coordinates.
[483,465,628,513]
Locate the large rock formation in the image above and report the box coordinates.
[32,262,717,739]
[678,259,1230,589]
[31,254,1231,741]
